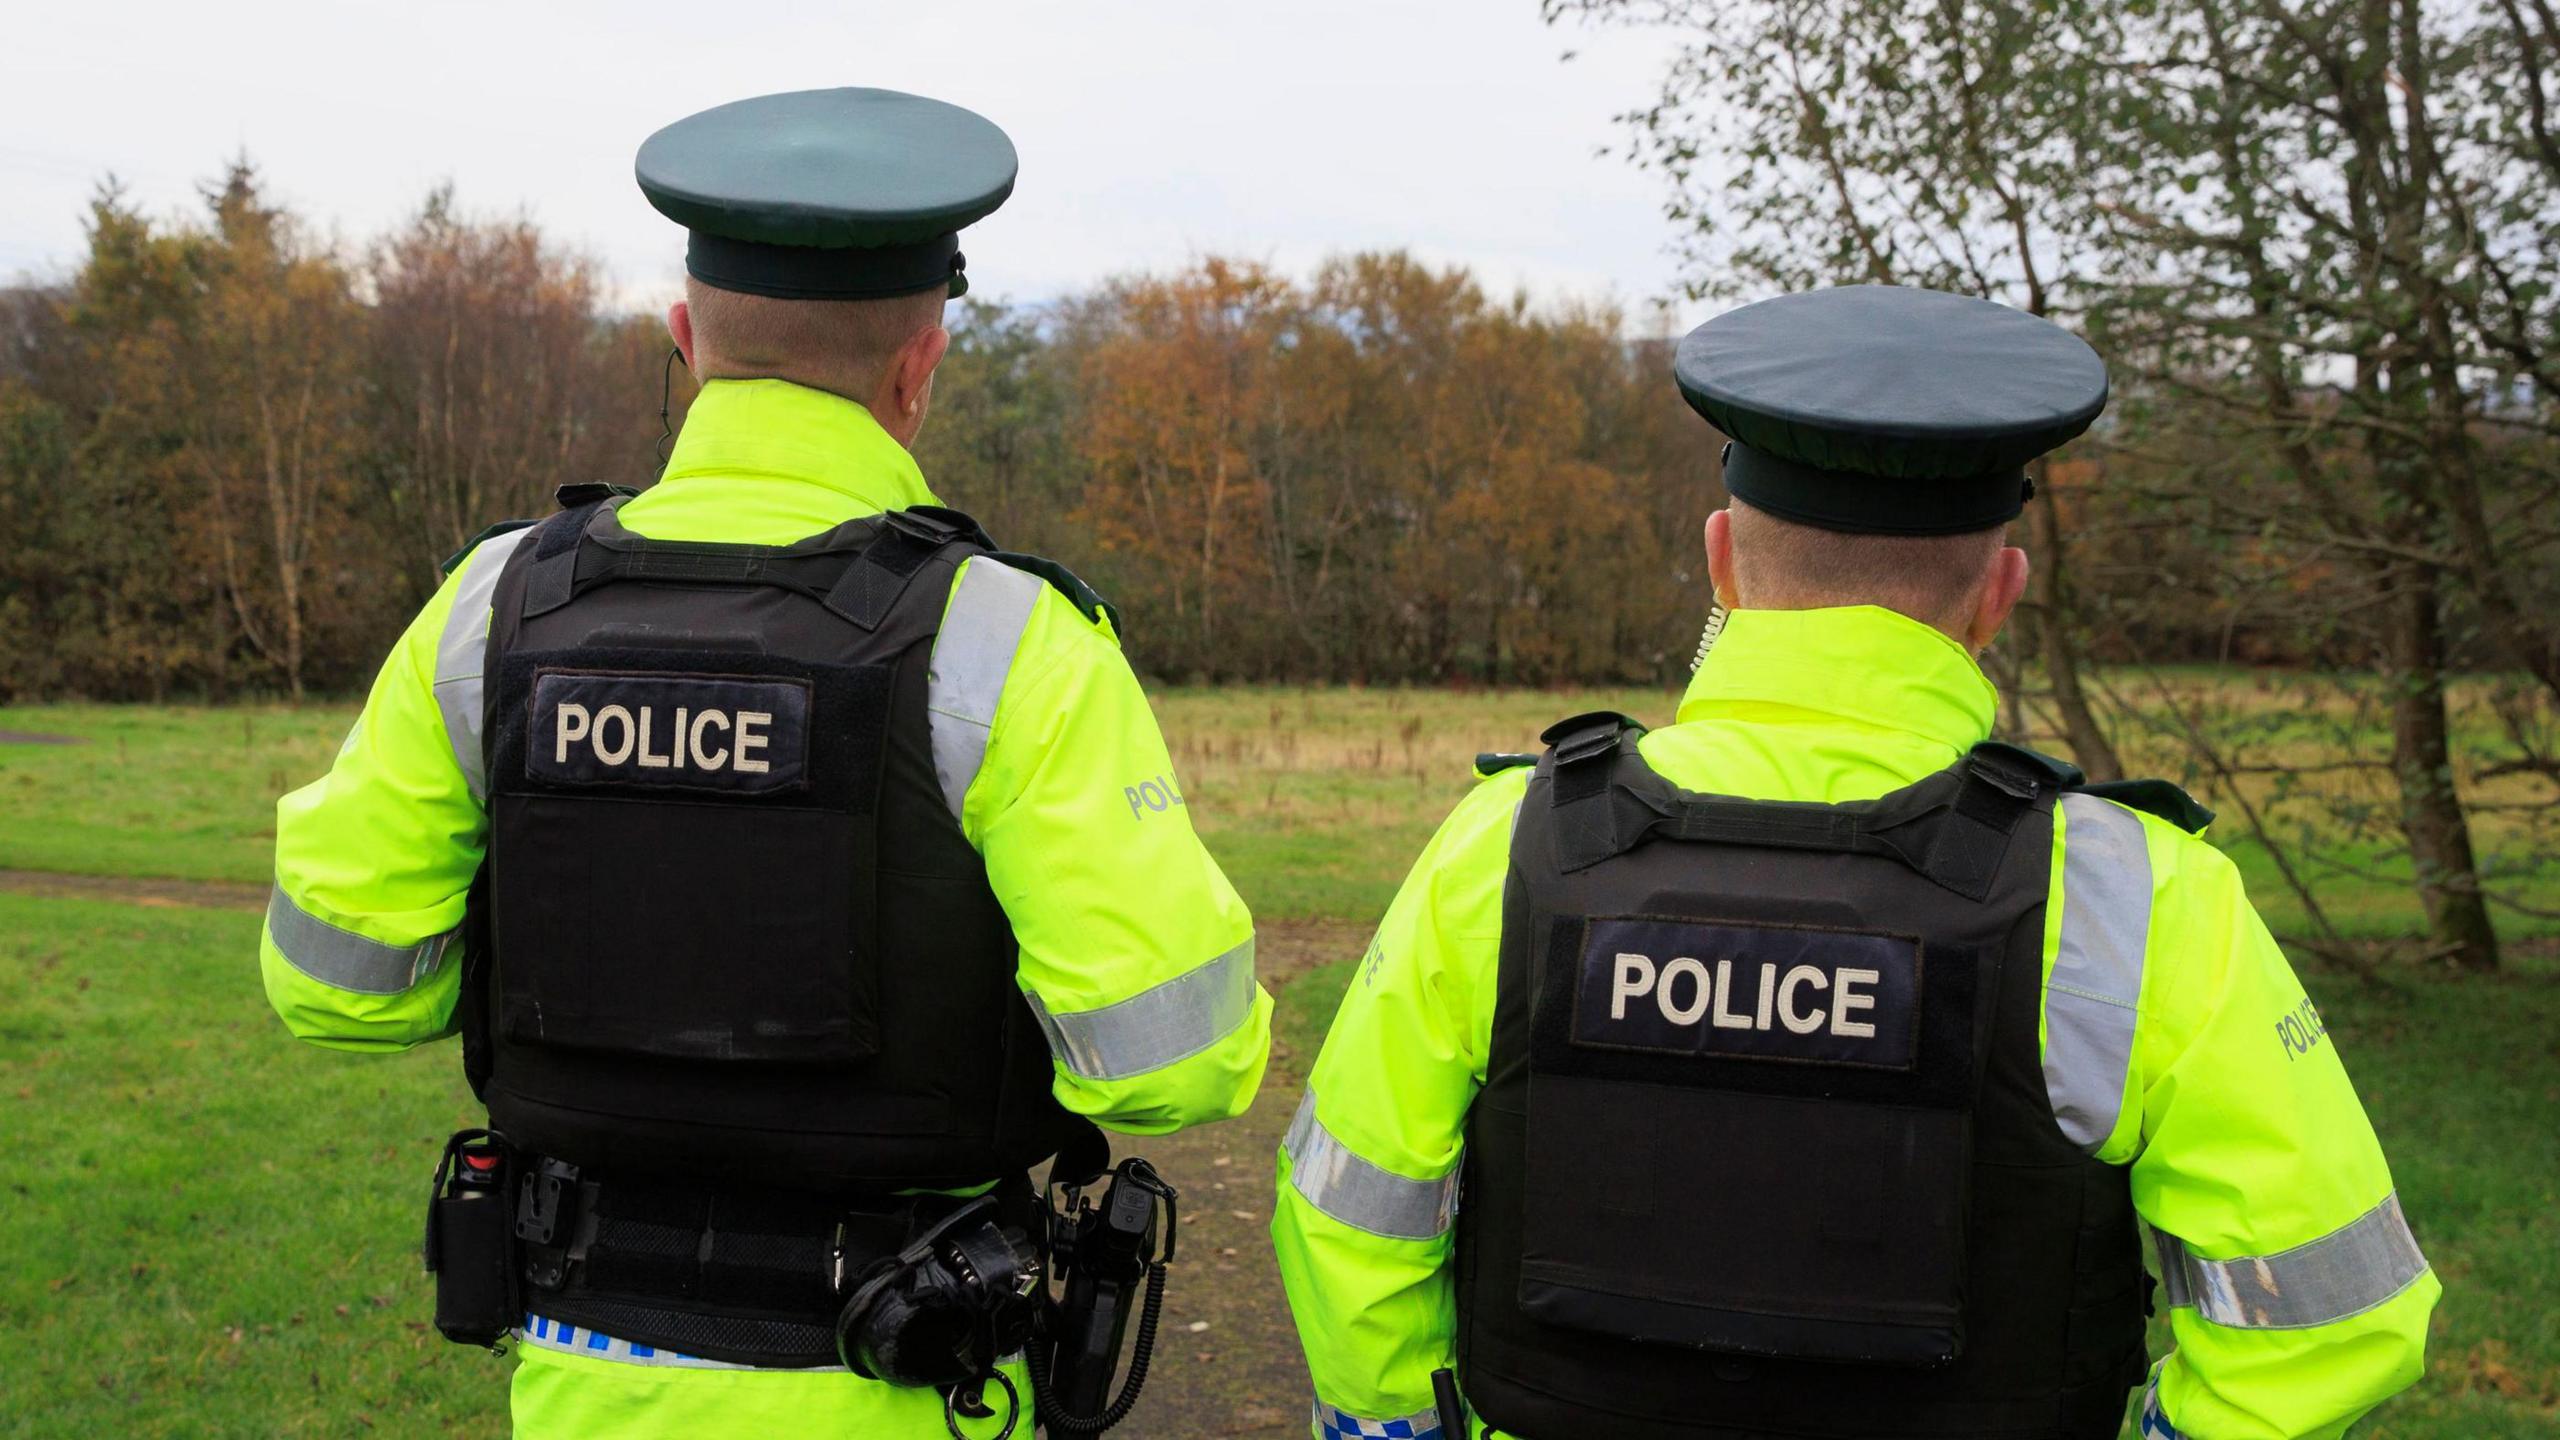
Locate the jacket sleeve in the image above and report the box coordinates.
[939,556,1270,1134]
[261,531,527,1051]
[1269,769,1521,1440]
[2045,796,2438,1440]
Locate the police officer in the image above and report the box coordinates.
[262,88,1271,1437]
[1271,286,2436,1440]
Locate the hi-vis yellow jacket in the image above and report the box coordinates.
[261,378,1271,1438]
[1273,606,2436,1440]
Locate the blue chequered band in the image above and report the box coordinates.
[2141,1385,2183,1439]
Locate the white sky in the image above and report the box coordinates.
[0,0,1706,328]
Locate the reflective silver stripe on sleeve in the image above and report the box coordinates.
[266,885,454,996]
[1313,1400,1447,1440]
[926,556,1045,821]
[2043,793,2153,1153]
[1028,938,1257,1081]
[433,525,535,804]
[2153,1193,2430,1330]
[1282,1089,1458,1241]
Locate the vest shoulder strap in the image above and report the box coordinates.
[1968,739,2085,789]
[986,549,1120,633]
[441,520,538,578]
[1972,739,2215,834]
[555,480,644,509]
[2075,778,2214,834]
[820,506,993,630]
[432,481,627,571]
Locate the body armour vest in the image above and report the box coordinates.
[457,494,1082,1195]
[1456,713,2150,1440]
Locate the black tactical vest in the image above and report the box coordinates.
[1457,713,2150,1440]
[456,493,1082,1197]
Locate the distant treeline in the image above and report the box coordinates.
[1,165,2506,704]
[0,173,669,701]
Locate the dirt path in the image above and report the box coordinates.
[0,868,264,910]
[1114,918,1364,1440]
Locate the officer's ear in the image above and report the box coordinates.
[1704,509,1740,610]
[881,323,952,443]
[1965,546,2031,653]
[666,300,695,371]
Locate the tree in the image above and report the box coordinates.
[2070,0,2556,969]
[366,186,610,587]
[1070,259,1296,675]
[914,298,1084,554]
[1551,0,2557,969]
[168,161,368,700]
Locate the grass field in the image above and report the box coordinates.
[3,687,2557,1437]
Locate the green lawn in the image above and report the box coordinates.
[4,688,2558,1436]
[0,893,501,1437]
[0,705,347,884]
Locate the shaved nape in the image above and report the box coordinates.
[1726,501,2006,634]
[682,279,946,404]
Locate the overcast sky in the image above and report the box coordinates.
[1,1,1707,327]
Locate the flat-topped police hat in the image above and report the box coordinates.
[1674,285,2108,535]
[637,87,1016,302]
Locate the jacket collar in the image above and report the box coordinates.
[1675,605,1997,758]
[651,377,938,515]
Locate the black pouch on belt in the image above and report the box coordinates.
[424,1129,520,1349]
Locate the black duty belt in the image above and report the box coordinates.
[513,1157,1037,1368]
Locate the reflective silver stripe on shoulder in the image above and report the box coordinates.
[1029,937,1256,1080]
[266,886,454,996]
[433,525,535,804]
[2044,793,2153,1153]
[1313,1400,1447,1440]
[1282,1088,1458,1242]
[927,556,1045,821]
[2154,1193,2430,1330]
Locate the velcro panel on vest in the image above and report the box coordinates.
[527,671,815,795]
[495,647,889,813]
[1521,903,1988,1365]
[1565,916,1924,1070]
[486,646,891,1066]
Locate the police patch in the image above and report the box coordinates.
[1570,916,1921,1070]
[527,670,812,794]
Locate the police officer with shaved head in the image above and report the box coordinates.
[1272,287,2437,1440]
[262,89,1270,1438]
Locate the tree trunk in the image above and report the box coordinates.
[2382,567,2501,970]
[2025,464,2121,781]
